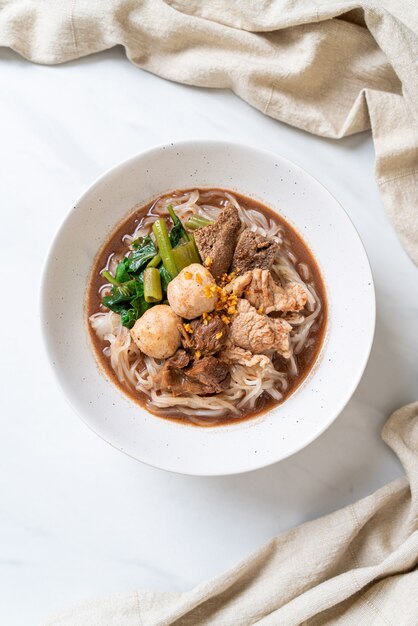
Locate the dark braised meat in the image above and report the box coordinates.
[194,206,241,277]
[179,317,228,356]
[230,229,279,275]
[154,368,207,396]
[166,349,191,369]
[186,356,229,392]
[153,354,229,396]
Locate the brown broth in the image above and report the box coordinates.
[87,189,327,426]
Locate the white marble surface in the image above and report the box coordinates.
[1,46,417,626]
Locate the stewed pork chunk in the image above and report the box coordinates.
[219,340,270,369]
[230,299,292,358]
[227,269,307,314]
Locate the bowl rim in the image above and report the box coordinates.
[40,139,376,475]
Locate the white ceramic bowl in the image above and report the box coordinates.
[41,141,375,476]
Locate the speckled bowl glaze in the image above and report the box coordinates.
[41,141,375,475]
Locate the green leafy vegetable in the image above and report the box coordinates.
[159,266,172,292]
[102,278,152,329]
[102,280,135,307]
[100,210,195,328]
[114,259,131,283]
[130,292,152,319]
[120,308,138,328]
[167,205,189,247]
[169,222,184,248]
[189,233,202,263]
[126,236,157,273]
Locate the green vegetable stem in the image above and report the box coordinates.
[172,241,200,271]
[146,254,162,268]
[185,215,213,230]
[152,218,178,279]
[143,268,163,303]
[101,270,120,286]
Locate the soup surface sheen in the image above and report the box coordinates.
[88,189,327,427]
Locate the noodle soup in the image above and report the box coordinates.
[88,189,327,426]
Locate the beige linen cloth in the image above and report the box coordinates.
[0,0,417,262]
[46,404,418,625]
[1,1,417,623]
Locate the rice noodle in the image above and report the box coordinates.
[89,189,324,423]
